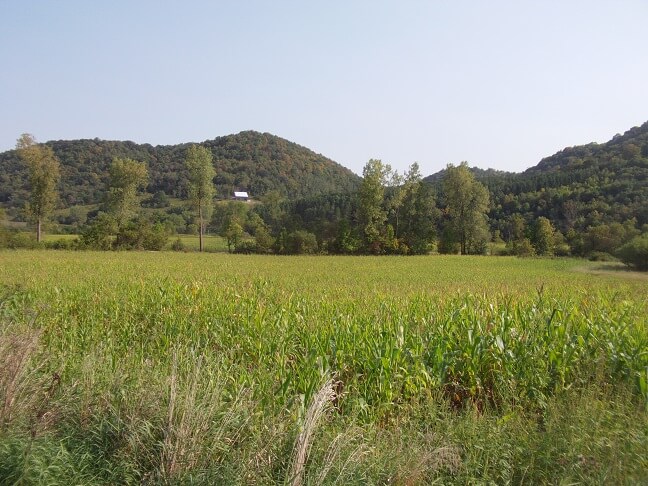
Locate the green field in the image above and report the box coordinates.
[165,234,230,252]
[1,251,647,484]
[42,233,231,252]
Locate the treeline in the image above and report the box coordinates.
[3,124,648,270]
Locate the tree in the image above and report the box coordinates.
[185,145,216,252]
[358,159,391,254]
[616,234,648,271]
[259,190,286,234]
[225,220,243,253]
[16,134,60,242]
[254,225,275,253]
[441,163,490,255]
[532,217,555,255]
[286,230,319,254]
[508,213,526,242]
[399,163,438,254]
[107,157,148,227]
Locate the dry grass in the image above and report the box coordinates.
[288,379,336,486]
[160,350,251,480]
[0,328,42,429]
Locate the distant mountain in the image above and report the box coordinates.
[424,122,648,230]
[0,131,361,209]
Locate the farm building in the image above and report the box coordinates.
[233,191,250,202]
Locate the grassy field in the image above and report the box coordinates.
[165,234,230,252]
[1,251,647,484]
[42,233,231,252]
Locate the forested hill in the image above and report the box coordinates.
[0,131,361,208]
[424,121,648,230]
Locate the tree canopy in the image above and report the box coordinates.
[107,157,148,227]
[441,162,490,255]
[16,133,61,242]
[185,144,216,252]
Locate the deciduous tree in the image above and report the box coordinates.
[185,145,216,252]
[532,216,555,255]
[399,162,438,254]
[441,162,490,254]
[16,134,60,242]
[107,157,148,227]
[359,159,391,254]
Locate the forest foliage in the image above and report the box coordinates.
[1,122,648,263]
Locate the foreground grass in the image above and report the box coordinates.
[0,251,647,484]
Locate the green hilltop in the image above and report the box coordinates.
[0,130,361,209]
[423,121,648,231]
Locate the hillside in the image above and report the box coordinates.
[424,121,648,230]
[0,131,361,210]
[3,122,647,235]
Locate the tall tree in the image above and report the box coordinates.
[532,216,555,255]
[107,157,148,227]
[442,162,490,255]
[358,159,391,254]
[507,213,526,242]
[185,145,216,252]
[16,134,61,242]
[399,163,438,254]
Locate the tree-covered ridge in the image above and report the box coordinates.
[492,121,648,230]
[0,131,361,208]
[423,121,648,230]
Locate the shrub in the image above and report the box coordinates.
[171,238,185,252]
[283,230,318,255]
[233,240,257,254]
[43,238,78,250]
[505,238,535,257]
[616,235,648,271]
[80,213,117,250]
[114,220,169,251]
[437,231,460,254]
[587,251,617,262]
[553,242,571,257]
[6,231,41,249]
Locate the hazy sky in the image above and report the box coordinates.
[1,1,647,175]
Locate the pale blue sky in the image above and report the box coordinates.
[1,1,647,175]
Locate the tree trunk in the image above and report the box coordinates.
[199,204,204,252]
[37,217,42,243]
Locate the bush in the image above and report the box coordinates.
[616,235,648,271]
[504,238,535,257]
[233,240,257,254]
[114,220,169,251]
[80,213,117,250]
[285,230,318,254]
[171,238,185,252]
[437,237,460,255]
[587,251,617,262]
[43,238,78,250]
[4,231,41,249]
[553,242,571,257]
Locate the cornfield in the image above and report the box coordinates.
[1,251,647,484]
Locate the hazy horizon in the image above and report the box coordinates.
[2,1,647,175]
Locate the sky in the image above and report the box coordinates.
[1,1,647,176]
